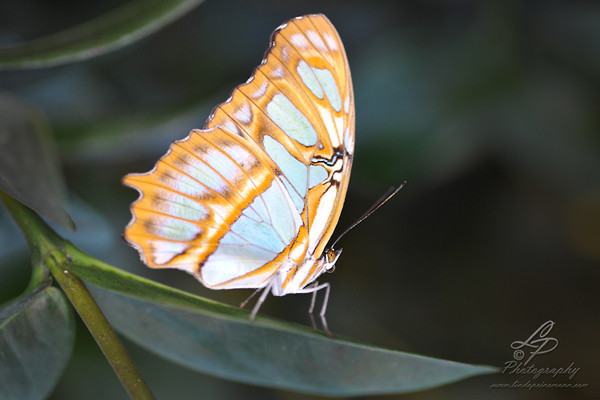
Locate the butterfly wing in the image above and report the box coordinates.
[123,14,354,291]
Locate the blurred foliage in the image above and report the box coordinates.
[0,0,205,69]
[0,94,74,229]
[0,0,598,399]
[0,281,74,400]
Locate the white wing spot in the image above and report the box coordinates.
[151,241,189,265]
[324,33,338,51]
[151,217,201,242]
[344,95,350,114]
[344,126,354,155]
[174,159,228,195]
[234,102,252,124]
[290,33,310,49]
[223,119,239,135]
[156,190,208,221]
[252,81,268,98]
[307,30,327,52]
[205,149,241,184]
[227,145,258,171]
[166,172,209,198]
[281,45,290,62]
[271,65,284,78]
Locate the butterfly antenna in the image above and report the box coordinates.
[330,182,405,249]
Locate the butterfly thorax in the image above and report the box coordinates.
[272,248,341,296]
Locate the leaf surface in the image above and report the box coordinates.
[0,282,75,400]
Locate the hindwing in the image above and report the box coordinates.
[124,14,354,291]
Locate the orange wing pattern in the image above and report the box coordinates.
[124,14,354,296]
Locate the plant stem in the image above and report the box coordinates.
[1,192,155,400]
[45,252,155,400]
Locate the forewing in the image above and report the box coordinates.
[206,13,355,259]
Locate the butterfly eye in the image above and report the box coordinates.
[326,249,337,263]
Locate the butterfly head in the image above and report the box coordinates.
[323,248,342,273]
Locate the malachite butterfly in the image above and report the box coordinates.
[123,14,354,329]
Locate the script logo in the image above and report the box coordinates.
[510,320,558,365]
[490,320,587,390]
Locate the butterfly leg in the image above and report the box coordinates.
[249,280,274,321]
[317,282,331,337]
[308,289,318,331]
[300,282,331,337]
[240,287,262,310]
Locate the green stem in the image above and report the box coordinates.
[1,192,155,400]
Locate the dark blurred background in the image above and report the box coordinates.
[1,0,599,399]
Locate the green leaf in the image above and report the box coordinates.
[0,0,205,70]
[0,280,75,400]
[0,94,74,230]
[67,245,498,396]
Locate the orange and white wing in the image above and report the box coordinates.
[123,14,354,291]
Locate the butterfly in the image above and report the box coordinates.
[123,14,354,330]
